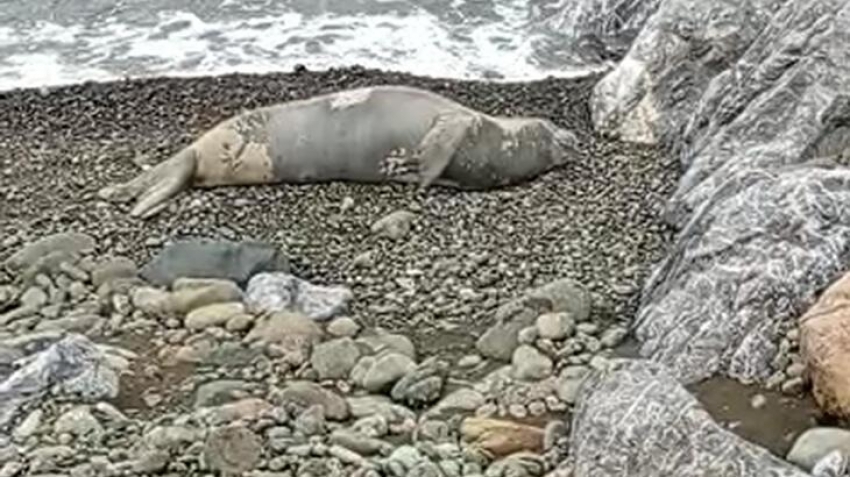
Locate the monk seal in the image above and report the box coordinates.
[99,85,580,218]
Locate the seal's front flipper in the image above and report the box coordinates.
[98,147,197,219]
[414,112,475,189]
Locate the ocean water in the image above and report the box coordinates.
[0,0,606,92]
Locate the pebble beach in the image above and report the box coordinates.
[0,67,684,475]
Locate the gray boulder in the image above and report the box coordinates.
[568,359,811,476]
[139,239,288,287]
[591,0,781,146]
[637,166,850,384]
[630,0,850,385]
[668,0,850,224]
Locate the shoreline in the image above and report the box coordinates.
[0,63,616,97]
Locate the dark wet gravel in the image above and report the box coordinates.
[0,66,679,354]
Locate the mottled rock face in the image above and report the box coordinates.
[800,272,850,418]
[569,359,810,476]
[618,0,850,385]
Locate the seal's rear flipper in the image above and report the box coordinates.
[98,147,197,219]
[414,112,475,189]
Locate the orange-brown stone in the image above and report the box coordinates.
[460,417,544,457]
[801,271,850,418]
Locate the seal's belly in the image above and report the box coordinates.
[265,92,445,183]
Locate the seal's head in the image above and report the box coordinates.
[537,118,580,166]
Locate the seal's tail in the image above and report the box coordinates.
[98,147,197,219]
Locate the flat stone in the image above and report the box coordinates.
[140,239,288,287]
[512,345,553,381]
[245,272,352,321]
[787,428,850,471]
[276,381,349,420]
[311,338,361,380]
[4,233,95,271]
[184,302,247,330]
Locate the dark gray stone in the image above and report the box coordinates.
[139,239,288,287]
[568,359,810,476]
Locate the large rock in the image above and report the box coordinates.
[567,359,812,476]
[627,0,850,385]
[477,279,590,361]
[245,272,353,321]
[4,233,95,271]
[801,271,850,418]
[139,239,288,287]
[591,0,781,145]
